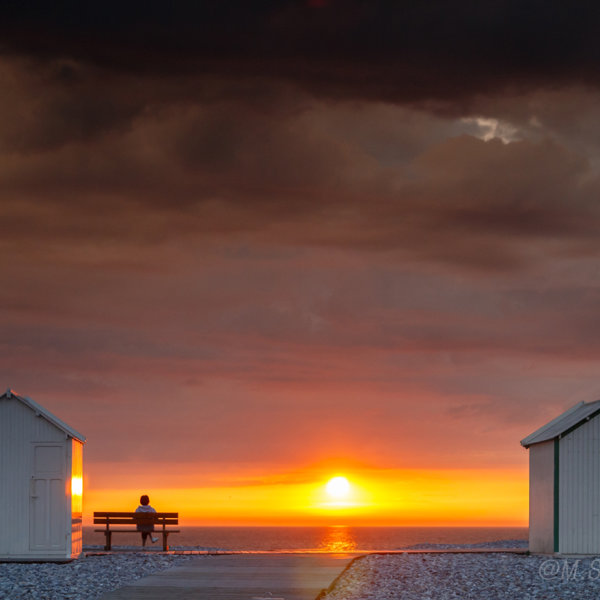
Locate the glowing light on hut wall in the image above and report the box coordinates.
[71,442,83,514]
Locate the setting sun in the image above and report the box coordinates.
[326,476,350,499]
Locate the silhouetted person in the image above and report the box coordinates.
[135,494,158,546]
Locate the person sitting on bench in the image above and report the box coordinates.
[135,494,159,546]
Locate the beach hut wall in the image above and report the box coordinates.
[521,399,600,554]
[0,389,85,561]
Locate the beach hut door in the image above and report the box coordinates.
[29,444,66,551]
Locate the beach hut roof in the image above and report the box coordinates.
[1,388,86,443]
[521,399,600,448]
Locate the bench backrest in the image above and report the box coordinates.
[93,512,178,526]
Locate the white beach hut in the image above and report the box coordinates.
[0,389,85,561]
[521,399,600,554]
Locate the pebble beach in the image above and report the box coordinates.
[0,553,193,600]
[323,545,600,600]
[5,540,600,600]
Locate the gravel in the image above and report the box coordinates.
[322,545,600,600]
[0,553,194,600]
[7,539,599,600]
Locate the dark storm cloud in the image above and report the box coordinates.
[2,68,600,272]
[0,59,144,152]
[1,2,600,272]
[1,1,600,104]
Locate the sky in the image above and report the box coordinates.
[2,1,600,526]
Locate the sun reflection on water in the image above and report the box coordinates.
[319,526,358,552]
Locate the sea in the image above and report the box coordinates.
[83,526,528,552]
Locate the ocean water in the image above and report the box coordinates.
[83,526,528,552]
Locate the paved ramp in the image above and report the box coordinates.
[100,553,354,600]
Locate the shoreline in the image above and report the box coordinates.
[83,547,528,556]
[81,538,529,555]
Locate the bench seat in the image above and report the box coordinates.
[93,512,179,551]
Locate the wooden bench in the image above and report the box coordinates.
[94,512,179,551]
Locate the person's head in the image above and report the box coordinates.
[140,494,150,506]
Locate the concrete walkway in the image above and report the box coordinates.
[100,553,356,600]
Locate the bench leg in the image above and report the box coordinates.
[162,532,169,551]
[104,531,112,551]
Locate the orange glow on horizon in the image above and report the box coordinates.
[82,466,528,527]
